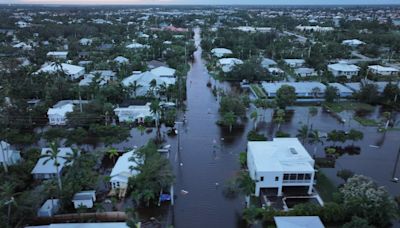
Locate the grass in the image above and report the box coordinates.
[353,116,379,126]
[315,171,337,202]
[250,84,267,99]
[323,102,375,113]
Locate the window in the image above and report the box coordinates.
[283,174,289,180]
[298,174,305,180]
[260,176,264,181]
[290,174,297,180]
[275,176,279,181]
[305,174,311,180]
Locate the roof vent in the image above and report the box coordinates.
[290,147,298,155]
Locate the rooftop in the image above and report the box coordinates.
[31,147,73,175]
[274,216,325,228]
[248,138,314,173]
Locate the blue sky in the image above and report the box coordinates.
[1,0,399,4]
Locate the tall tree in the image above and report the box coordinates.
[40,142,67,192]
[275,85,296,109]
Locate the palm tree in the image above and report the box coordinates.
[40,142,67,191]
[149,79,157,96]
[65,148,80,166]
[308,130,323,157]
[0,181,17,227]
[223,112,237,133]
[157,82,167,97]
[274,109,285,133]
[107,147,119,163]
[150,100,161,138]
[128,81,142,98]
[296,125,309,144]
[250,111,258,130]
[137,125,146,136]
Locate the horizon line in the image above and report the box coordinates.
[2,3,400,6]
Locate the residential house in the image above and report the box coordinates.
[122,70,176,97]
[247,138,316,197]
[368,65,399,76]
[72,190,96,209]
[47,51,68,60]
[31,147,74,180]
[211,48,233,58]
[147,60,168,69]
[327,61,360,78]
[114,56,129,64]
[47,103,74,125]
[267,67,285,76]
[261,58,277,69]
[261,82,326,98]
[35,63,85,80]
[0,141,21,167]
[284,59,305,68]
[294,68,317,77]
[296,25,334,32]
[342,39,365,47]
[126,42,150,49]
[114,103,154,123]
[79,38,93,46]
[150,66,176,78]
[274,216,325,228]
[110,150,140,190]
[328,83,354,97]
[79,70,116,87]
[218,58,244,73]
[37,199,60,217]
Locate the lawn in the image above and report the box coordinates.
[353,116,379,126]
[323,102,375,113]
[250,84,267,99]
[315,171,337,202]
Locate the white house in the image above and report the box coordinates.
[342,39,365,47]
[37,199,60,217]
[72,190,96,209]
[35,63,85,80]
[296,25,334,32]
[261,82,326,98]
[274,216,325,228]
[150,66,176,78]
[0,141,21,167]
[368,65,399,76]
[284,59,305,68]
[80,70,116,87]
[327,61,360,78]
[31,147,74,180]
[122,71,176,97]
[211,48,233,58]
[328,83,354,97]
[114,56,129,64]
[261,58,277,69]
[218,58,243,73]
[110,150,140,190]
[79,38,93,46]
[247,138,315,197]
[294,68,317,77]
[114,103,154,123]
[267,67,285,76]
[47,51,68,59]
[47,103,74,125]
[126,42,150,49]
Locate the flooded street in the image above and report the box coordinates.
[171,27,246,228]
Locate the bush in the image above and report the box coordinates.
[275,131,290,137]
[247,130,267,141]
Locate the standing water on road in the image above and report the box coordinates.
[172,27,247,228]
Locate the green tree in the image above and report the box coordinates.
[107,147,119,163]
[343,216,373,228]
[40,142,67,192]
[274,109,285,132]
[324,85,339,103]
[250,111,258,130]
[357,84,379,104]
[340,175,398,227]
[347,129,364,145]
[308,130,323,157]
[223,111,237,133]
[296,125,309,144]
[275,85,296,109]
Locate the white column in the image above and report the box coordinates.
[277,186,283,196]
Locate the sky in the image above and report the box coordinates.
[0,0,399,4]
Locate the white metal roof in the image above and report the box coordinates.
[248,138,314,173]
[110,150,140,183]
[47,103,74,116]
[328,83,354,94]
[47,51,68,57]
[31,147,73,175]
[150,66,176,77]
[368,65,399,72]
[328,62,360,72]
[261,82,326,94]
[218,58,243,65]
[211,48,232,57]
[36,63,84,75]
[274,216,324,228]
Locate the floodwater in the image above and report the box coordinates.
[171,27,247,228]
[111,27,400,226]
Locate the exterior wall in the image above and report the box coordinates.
[73,200,94,209]
[328,68,359,78]
[369,69,398,76]
[48,114,67,125]
[255,171,283,196]
[110,179,128,190]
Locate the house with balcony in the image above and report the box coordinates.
[247,138,316,197]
